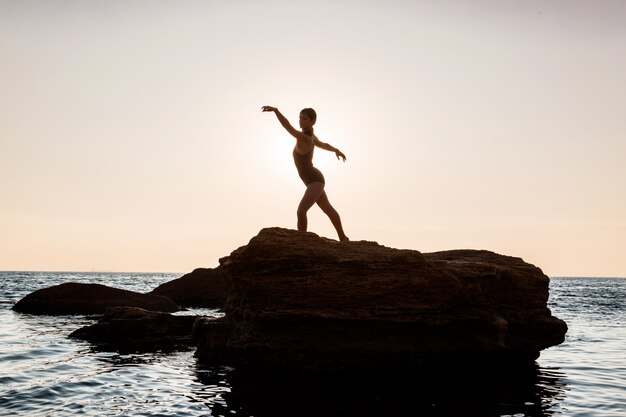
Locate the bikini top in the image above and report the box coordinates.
[293,136,315,170]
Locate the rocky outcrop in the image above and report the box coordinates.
[12,283,179,315]
[194,227,567,371]
[150,268,227,308]
[69,306,197,352]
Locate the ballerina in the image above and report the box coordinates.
[262,106,349,241]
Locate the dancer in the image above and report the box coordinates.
[262,106,349,241]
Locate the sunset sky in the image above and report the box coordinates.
[1,1,625,276]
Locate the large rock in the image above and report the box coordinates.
[69,306,197,352]
[194,227,567,371]
[12,283,179,315]
[150,268,227,308]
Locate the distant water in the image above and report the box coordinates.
[0,272,624,417]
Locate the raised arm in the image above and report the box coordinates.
[314,137,347,162]
[262,106,305,140]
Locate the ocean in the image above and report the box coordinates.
[0,272,624,417]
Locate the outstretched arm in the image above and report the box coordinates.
[261,106,302,140]
[315,137,347,162]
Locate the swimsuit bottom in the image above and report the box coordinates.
[298,166,325,186]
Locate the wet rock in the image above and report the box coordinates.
[12,283,179,315]
[150,268,227,308]
[194,227,567,371]
[69,306,197,352]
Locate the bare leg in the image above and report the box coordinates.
[297,182,325,232]
[316,190,349,241]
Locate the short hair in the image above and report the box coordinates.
[300,108,317,124]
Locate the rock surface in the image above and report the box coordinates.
[12,283,179,315]
[69,306,197,352]
[194,227,567,371]
[150,268,227,308]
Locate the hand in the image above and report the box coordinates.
[335,149,347,162]
[261,105,277,112]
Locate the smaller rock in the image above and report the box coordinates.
[69,306,197,352]
[150,268,227,308]
[192,317,232,361]
[12,283,179,315]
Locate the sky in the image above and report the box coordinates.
[1,0,625,276]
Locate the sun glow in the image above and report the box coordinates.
[258,119,343,183]
[260,132,297,180]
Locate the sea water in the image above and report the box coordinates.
[0,272,624,417]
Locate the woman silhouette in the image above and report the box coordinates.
[262,106,349,241]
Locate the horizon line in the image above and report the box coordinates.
[1,270,625,279]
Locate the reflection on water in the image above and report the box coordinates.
[193,363,568,417]
[536,366,569,416]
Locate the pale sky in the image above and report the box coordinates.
[1,0,625,276]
